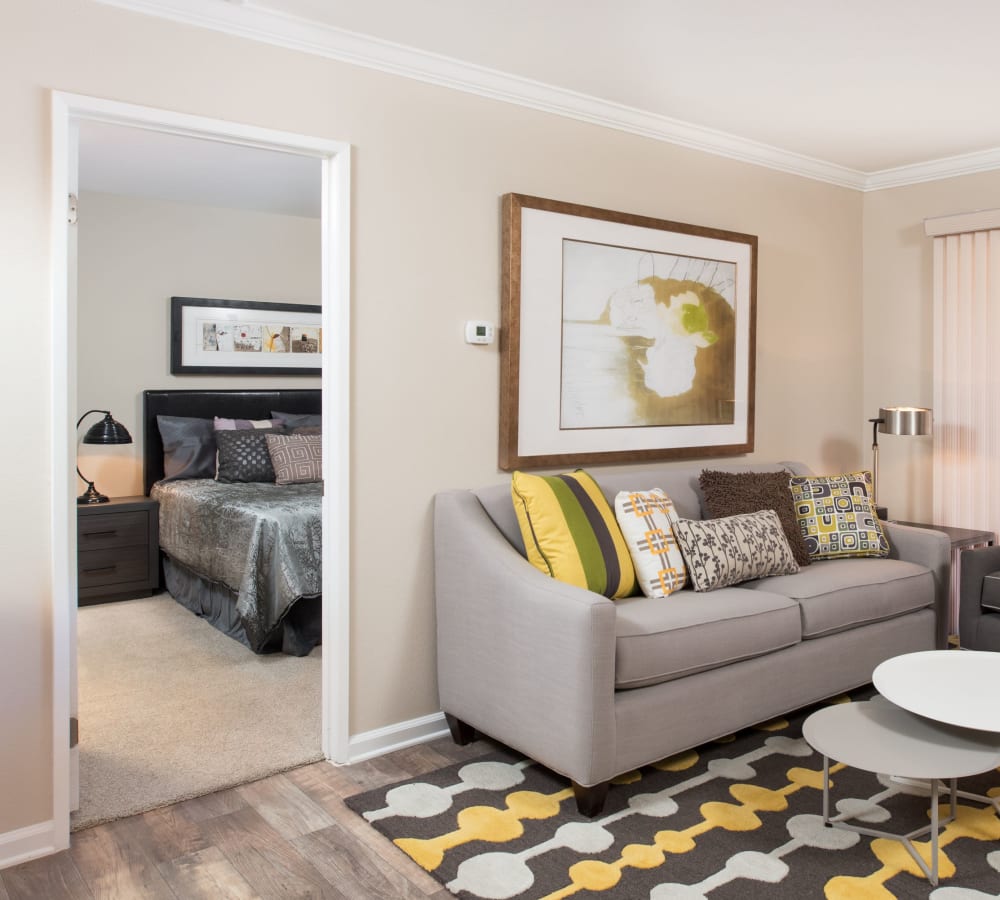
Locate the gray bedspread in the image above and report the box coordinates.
[151,479,322,651]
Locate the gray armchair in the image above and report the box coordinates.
[959,545,1000,650]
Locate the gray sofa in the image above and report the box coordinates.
[434,461,951,816]
[959,545,1000,650]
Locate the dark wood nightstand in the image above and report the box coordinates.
[77,495,160,606]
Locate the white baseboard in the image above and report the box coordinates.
[0,820,62,872]
[346,711,449,764]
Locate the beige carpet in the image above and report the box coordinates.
[72,594,323,830]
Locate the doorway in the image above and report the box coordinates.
[50,91,351,851]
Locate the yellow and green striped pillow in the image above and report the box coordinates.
[511,469,637,599]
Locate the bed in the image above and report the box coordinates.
[143,388,323,656]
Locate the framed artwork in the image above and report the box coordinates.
[170,297,322,376]
[500,193,757,470]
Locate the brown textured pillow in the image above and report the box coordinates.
[699,469,811,567]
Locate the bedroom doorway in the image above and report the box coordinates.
[50,92,351,851]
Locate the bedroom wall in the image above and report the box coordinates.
[1,0,867,844]
[76,190,321,498]
[861,168,1000,524]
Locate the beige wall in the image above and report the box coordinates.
[2,0,869,840]
[861,170,1000,523]
[76,190,321,498]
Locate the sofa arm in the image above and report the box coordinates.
[882,522,951,649]
[958,545,1000,649]
[434,489,618,786]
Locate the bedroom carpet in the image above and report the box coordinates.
[346,692,1000,899]
[72,594,322,831]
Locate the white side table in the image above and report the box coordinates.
[873,649,1000,732]
[802,698,1000,885]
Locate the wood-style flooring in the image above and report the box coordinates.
[0,734,500,899]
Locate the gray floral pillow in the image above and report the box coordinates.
[673,509,799,591]
[215,429,283,483]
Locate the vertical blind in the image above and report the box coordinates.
[930,226,1000,531]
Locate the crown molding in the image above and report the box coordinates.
[94,0,1000,193]
[864,147,1000,192]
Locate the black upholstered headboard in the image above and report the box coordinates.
[142,388,322,495]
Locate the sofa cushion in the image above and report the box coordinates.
[511,469,637,599]
[614,489,687,598]
[673,510,799,591]
[982,573,1000,612]
[789,471,889,560]
[699,469,811,566]
[743,558,933,638]
[613,588,802,689]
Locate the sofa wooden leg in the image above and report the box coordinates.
[445,713,477,746]
[572,781,609,818]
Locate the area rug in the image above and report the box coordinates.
[73,595,322,830]
[346,693,1000,899]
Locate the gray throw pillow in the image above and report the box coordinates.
[156,415,216,481]
[673,510,800,591]
[265,433,322,484]
[215,429,284,483]
[271,410,322,429]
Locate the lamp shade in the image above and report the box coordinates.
[81,412,133,445]
[878,407,932,437]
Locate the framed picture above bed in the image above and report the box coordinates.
[170,296,322,376]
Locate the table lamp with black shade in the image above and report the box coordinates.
[76,409,133,504]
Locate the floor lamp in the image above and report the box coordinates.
[869,406,933,520]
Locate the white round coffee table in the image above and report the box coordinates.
[802,698,1000,885]
[873,650,1000,731]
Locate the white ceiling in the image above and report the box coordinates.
[90,0,1000,193]
[258,0,1000,174]
[78,120,321,217]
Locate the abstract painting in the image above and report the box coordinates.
[500,194,756,469]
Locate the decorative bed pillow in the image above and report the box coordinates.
[265,433,322,485]
[215,429,283,483]
[511,469,636,600]
[789,470,889,559]
[699,469,811,567]
[271,410,322,429]
[156,415,216,481]
[614,489,687,598]
[673,510,799,592]
[214,416,282,431]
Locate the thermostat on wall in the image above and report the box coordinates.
[465,321,495,345]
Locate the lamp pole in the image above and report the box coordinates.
[869,415,885,508]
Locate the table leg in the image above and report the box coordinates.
[822,756,830,824]
[930,779,939,886]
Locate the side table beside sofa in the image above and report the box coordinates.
[435,461,951,816]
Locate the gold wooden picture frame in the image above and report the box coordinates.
[499,193,757,470]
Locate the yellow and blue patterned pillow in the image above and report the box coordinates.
[512,469,636,599]
[789,470,889,559]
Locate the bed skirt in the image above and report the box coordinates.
[163,556,322,656]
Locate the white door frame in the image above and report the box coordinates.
[49,90,351,850]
